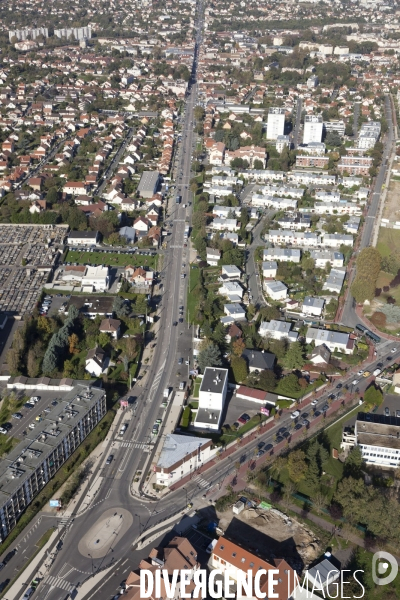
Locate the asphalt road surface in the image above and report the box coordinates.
[341,94,395,329]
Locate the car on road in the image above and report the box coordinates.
[238,413,250,424]
[282,431,291,439]
[275,435,284,443]
[336,383,342,389]
[311,399,318,405]
[51,400,58,406]
[256,450,265,458]
[392,348,397,353]
[179,382,185,390]
[352,379,359,386]
[264,444,273,452]
[257,441,265,449]
[377,362,384,368]
[302,419,310,427]
[11,413,23,420]
[357,370,364,376]
[322,404,329,412]
[178,357,183,365]
[290,410,300,420]
[301,412,309,419]
[385,407,390,416]
[314,410,321,417]
[106,455,114,465]
[363,371,371,378]
[294,423,303,431]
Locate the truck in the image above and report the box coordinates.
[373,368,382,377]
[163,388,169,398]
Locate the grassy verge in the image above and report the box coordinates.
[65,249,156,269]
[187,266,200,324]
[0,406,117,557]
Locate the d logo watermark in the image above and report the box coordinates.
[372,551,398,586]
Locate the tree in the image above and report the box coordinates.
[283,481,297,508]
[232,337,246,357]
[253,159,264,170]
[277,373,301,396]
[287,449,308,483]
[269,456,287,481]
[334,476,367,524]
[343,445,364,479]
[351,247,381,303]
[258,369,276,391]
[113,296,130,318]
[42,346,58,375]
[363,385,383,409]
[98,332,111,348]
[231,356,248,382]
[197,342,222,373]
[313,492,328,515]
[7,348,20,375]
[68,333,79,355]
[27,349,40,378]
[124,337,137,361]
[282,341,305,370]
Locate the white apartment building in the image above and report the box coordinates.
[251,194,297,210]
[310,250,344,268]
[263,248,301,263]
[262,260,278,279]
[211,218,239,231]
[315,190,341,202]
[259,319,298,341]
[303,114,323,144]
[323,267,346,294]
[289,171,336,186]
[356,414,400,468]
[264,280,288,300]
[310,202,362,216]
[358,121,381,150]
[276,134,290,153]
[195,367,228,431]
[323,233,353,247]
[302,296,325,317]
[306,327,353,354]
[267,107,285,140]
[218,281,243,299]
[268,229,321,246]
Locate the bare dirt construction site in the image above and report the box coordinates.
[215,505,322,571]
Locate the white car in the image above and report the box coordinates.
[290,410,300,420]
[391,348,397,353]
[357,370,364,376]
[352,379,359,386]
[311,399,318,406]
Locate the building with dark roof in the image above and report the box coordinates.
[242,349,276,372]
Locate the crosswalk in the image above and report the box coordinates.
[58,517,71,527]
[193,475,209,488]
[44,575,74,592]
[119,440,149,448]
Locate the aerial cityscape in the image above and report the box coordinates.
[0,0,398,598]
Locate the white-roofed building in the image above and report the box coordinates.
[259,320,298,342]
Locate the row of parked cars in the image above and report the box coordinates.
[39,295,52,316]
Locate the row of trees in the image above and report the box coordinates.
[351,247,381,304]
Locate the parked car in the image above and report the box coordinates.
[290,410,300,420]
[237,413,250,424]
[11,413,23,420]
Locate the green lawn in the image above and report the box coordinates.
[65,249,157,270]
[377,228,400,259]
[187,265,200,323]
[193,382,200,398]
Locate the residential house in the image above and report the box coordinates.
[264,280,288,301]
[99,318,121,340]
[206,247,221,266]
[306,327,354,354]
[85,346,109,377]
[259,320,298,342]
[302,296,325,317]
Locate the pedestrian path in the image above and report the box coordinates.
[44,574,75,592]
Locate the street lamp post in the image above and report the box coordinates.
[88,553,94,576]
[135,513,142,536]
